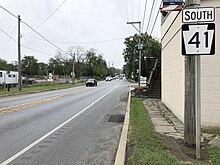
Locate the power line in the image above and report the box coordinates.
[150,1,162,36]
[162,27,181,50]
[0,26,53,58]
[126,0,130,21]
[0,27,17,43]
[21,21,67,54]
[24,0,68,36]
[132,0,134,20]
[21,45,54,57]
[1,23,17,57]
[0,5,67,55]
[138,0,141,20]
[23,37,54,55]
[25,35,126,44]
[0,5,17,19]
[146,0,156,33]
[150,9,160,36]
[142,0,148,32]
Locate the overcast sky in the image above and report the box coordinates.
[0,0,161,69]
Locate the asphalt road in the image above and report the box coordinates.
[0,80,130,165]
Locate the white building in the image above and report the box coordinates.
[161,0,220,127]
[0,70,18,85]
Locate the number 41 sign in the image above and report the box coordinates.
[182,23,215,55]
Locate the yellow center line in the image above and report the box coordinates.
[0,88,90,116]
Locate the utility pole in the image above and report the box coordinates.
[72,53,75,85]
[127,21,142,86]
[18,15,22,91]
[184,0,201,159]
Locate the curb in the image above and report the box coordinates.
[114,91,131,165]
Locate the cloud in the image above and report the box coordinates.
[0,0,161,69]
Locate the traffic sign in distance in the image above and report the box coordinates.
[182,7,215,23]
[182,23,215,55]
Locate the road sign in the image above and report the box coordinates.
[182,7,215,23]
[182,23,215,55]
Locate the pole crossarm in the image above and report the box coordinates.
[127,22,141,33]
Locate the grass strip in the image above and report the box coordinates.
[209,146,220,165]
[128,98,220,165]
[0,82,83,95]
[128,98,189,165]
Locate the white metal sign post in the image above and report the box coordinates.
[182,6,215,159]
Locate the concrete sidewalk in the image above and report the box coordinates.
[114,96,220,165]
[143,98,220,148]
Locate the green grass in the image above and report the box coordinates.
[127,98,184,165]
[209,147,220,165]
[127,98,220,165]
[0,82,83,96]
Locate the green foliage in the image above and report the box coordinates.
[81,50,109,79]
[21,55,40,76]
[0,58,15,71]
[123,33,161,80]
[208,146,220,165]
[1,46,119,79]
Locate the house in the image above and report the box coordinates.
[161,0,220,127]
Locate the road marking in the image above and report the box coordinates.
[0,86,118,165]
[0,88,92,116]
[0,96,63,116]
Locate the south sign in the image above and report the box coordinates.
[182,7,215,23]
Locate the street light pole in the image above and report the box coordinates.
[127,21,142,86]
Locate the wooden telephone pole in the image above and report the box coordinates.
[18,15,22,91]
[184,0,201,159]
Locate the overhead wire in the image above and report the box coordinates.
[1,23,17,57]
[22,36,54,55]
[21,21,67,54]
[0,26,54,57]
[24,0,68,36]
[0,27,17,43]
[146,0,156,33]
[125,0,129,21]
[24,35,126,44]
[142,0,148,32]
[150,1,162,36]
[0,5,18,19]
[132,0,134,20]
[21,45,55,57]
[138,0,141,20]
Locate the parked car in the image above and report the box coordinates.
[86,79,97,87]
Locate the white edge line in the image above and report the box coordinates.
[0,86,117,165]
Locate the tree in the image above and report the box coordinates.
[21,56,39,76]
[81,50,108,79]
[38,62,48,75]
[123,33,161,80]
[0,58,15,71]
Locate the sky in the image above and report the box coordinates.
[0,0,161,69]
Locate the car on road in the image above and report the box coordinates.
[105,76,112,81]
[86,79,97,87]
